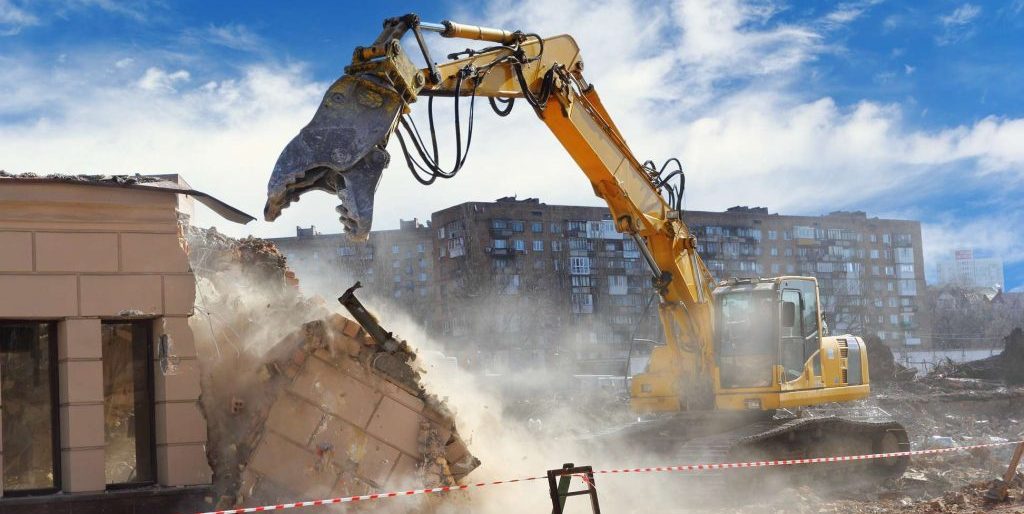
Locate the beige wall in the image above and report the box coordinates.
[0,181,211,496]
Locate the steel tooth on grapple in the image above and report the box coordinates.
[264,72,402,238]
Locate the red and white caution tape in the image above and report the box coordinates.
[589,438,1022,475]
[196,439,1022,514]
[196,476,547,514]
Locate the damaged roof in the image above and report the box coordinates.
[0,171,255,224]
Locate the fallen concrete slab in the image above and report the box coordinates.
[186,227,478,510]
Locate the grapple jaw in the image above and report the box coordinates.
[264,74,403,240]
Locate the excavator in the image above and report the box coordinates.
[263,14,910,489]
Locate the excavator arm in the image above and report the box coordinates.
[265,14,717,412]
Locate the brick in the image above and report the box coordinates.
[265,393,325,447]
[80,274,162,316]
[155,316,197,359]
[314,415,365,469]
[386,453,422,489]
[290,357,381,428]
[59,404,105,448]
[341,319,362,338]
[155,401,208,445]
[331,475,371,500]
[157,443,213,486]
[354,438,400,487]
[0,231,32,271]
[365,397,422,457]
[0,275,78,317]
[121,233,189,272]
[380,381,425,413]
[58,318,102,360]
[59,360,104,405]
[35,232,118,272]
[154,358,202,402]
[163,274,196,316]
[249,431,335,495]
[61,447,105,493]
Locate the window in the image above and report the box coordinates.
[416,243,425,254]
[608,275,628,295]
[513,239,525,251]
[391,245,400,255]
[785,248,793,257]
[102,321,155,486]
[493,239,508,249]
[770,247,778,256]
[570,256,591,275]
[870,249,879,259]
[531,222,543,233]
[418,272,428,282]
[550,222,561,233]
[768,230,777,240]
[337,246,355,256]
[794,226,815,239]
[533,240,544,252]
[510,221,524,232]
[551,240,562,252]
[1,321,59,493]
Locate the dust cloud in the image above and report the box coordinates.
[292,259,713,513]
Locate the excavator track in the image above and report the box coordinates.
[670,415,910,499]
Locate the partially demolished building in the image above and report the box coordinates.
[0,173,476,513]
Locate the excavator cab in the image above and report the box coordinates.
[711,276,871,412]
[631,276,872,415]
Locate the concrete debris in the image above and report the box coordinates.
[864,335,918,383]
[929,328,1024,385]
[185,228,478,510]
[0,170,163,184]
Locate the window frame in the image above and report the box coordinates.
[101,319,157,490]
[0,320,62,496]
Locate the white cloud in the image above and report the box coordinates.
[63,0,150,22]
[904,63,915,75]
[136,66,191,91]
[937,3,982,45]
[114,57,134,68]
[0,0,38,36]
[202,23,263,51]
[940,3,982,26]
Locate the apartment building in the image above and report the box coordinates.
[269,219,435,328]
[686,206,928,347]
[270,199,930,376]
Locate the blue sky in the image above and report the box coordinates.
[1,0,1022,290]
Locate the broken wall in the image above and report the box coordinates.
[186,228,477,509]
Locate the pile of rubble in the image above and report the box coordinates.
[186,228,478,510]
[929,329,1024,385]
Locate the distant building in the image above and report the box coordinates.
[270,199,931,375]
[685,207,928,347]
[269,219,436,328]
[936,248,1004,289]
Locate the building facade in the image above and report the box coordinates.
[0,174,249,512]
[685,207,928,347]
[270,199,930,376]
[936,248,1005,289]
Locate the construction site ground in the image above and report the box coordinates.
[494,345,1024,513]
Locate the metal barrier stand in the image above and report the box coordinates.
[548,463,601,514]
